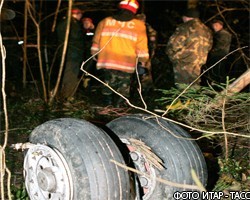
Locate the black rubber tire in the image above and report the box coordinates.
[29,118,130,200]
[106,114,207,200]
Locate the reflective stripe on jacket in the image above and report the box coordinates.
[91,17,149,73]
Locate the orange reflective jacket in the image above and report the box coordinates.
[91,17,149,73]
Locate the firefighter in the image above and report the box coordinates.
[91,0,149,106]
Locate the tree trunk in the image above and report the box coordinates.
[225,68,250,96]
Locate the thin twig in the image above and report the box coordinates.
[51,0,61,32]
[85,66,250,138]
[222,78,229,160]
[27,0,47,102]
[6,167,12,199]
[0,0,11,198]
[79,25,147,109]
[135,59,147,109]
[49,0,73,105]
[161,47,248,117]
[110,159,205,191]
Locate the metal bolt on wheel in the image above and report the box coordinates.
[107,114,208,199]
[24,118,130,199]
[23,144,73,200]
[122,138,157,199]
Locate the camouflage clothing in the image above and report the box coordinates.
[146,23,157,58]
[91,8,149,106]
[210,28,232,56]
[101,69,132,106]
[101,69,131,97]
[166,18,213,84]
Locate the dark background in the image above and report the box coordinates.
[1,0,249,90]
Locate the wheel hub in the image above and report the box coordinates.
[37,168,56,192]
[23,144,73,200]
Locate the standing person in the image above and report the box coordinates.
[81,17,97,91]
[135,13,157,59]
[56,7,84,101]
[166,8,213,86]
[133,13,157,96]
[82,17,95,60]
[201,19,232,87]
[91,0,149,106]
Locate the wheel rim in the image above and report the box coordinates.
[121,138,157,200]
[23,144,73,200]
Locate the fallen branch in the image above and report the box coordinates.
[110,159,206,191]
[225,68,250,95]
